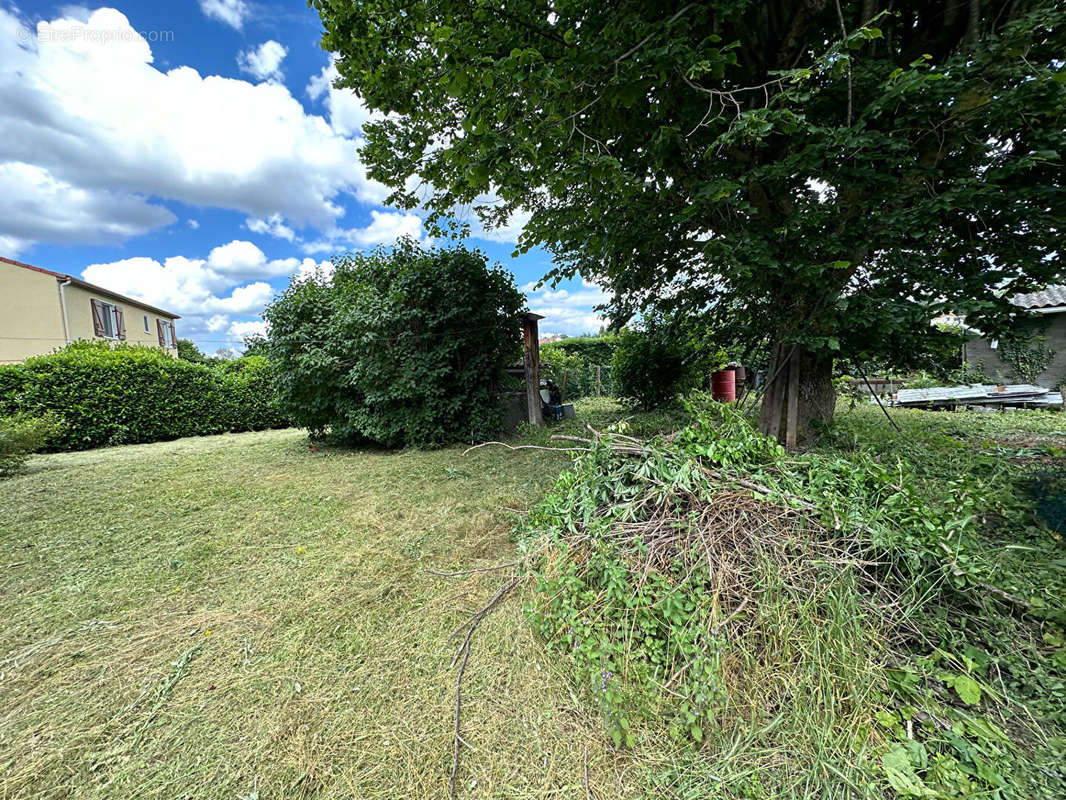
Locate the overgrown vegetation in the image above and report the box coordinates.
[264,240,523,447]
[521,399,1066,798]
[0,341,287,450]
[1000,335,1057,384]
[612,315,722,410]
[540,336,619,401]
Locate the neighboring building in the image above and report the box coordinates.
[1,256,180,364]
[962,286,1066,387]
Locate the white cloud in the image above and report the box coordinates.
[296,258,335,283]
[210,281,274,314]
[470,206,532,244]
[228,319,267,339]
[525,280,610,337]
[206,240,289,278]
[301,210,425,254]
[0,161,174,246]
[238,40,287,83]
[0,7,391,252]
[56,5,91,23]
[199,0,248,30]
[246,213,295,241]
[307,55,380,137]
[80,243,331,348]
[187,219,200,229]
[0,233,29,257]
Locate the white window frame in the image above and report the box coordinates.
[143,314,150,333]
[98,301,121,339]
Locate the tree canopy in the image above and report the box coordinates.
[315,0,1064,432]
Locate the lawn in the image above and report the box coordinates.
[1,400,1063,799]
[0,401,684,799]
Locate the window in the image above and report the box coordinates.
[156,319,177,348]
[90,299,125,340]
[143,314,150,333]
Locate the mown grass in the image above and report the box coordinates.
[0,400,688,800]
[1,398,1062,799]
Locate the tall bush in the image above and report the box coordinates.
[264,240,524,447]
[612,315,717,410]
[0,342,287,450]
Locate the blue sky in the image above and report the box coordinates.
[0,0,607,353]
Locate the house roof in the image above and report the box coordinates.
[1,255,180,319]
[1012,285,1066,311]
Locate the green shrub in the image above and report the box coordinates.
[548,334,620,365]
[0,363,32,416]
[612,316,716,410]
[264,240,524,447]
[176,338,208,363]
[0,412,62,476]
[0,342,287,451]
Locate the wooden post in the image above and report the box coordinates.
[785,348,800,450]
[765,344,784,443]
[522,312,544,427]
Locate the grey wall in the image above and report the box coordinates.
[963,312,1066,387]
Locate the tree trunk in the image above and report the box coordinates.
[758,343,836,447]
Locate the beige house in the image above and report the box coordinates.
[1,256,180,364]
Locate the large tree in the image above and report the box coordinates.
[314,0,1064,439]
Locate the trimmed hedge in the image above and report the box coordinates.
[0,341,288,451]
[547,334,620,366]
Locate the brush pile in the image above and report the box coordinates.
[506,400,1065,797]
[520,410,899,752]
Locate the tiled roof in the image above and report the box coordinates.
[1012,285,1066,310]
[0,255,180,319]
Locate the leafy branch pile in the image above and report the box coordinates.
[519,399,1065,798]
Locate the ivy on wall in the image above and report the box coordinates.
[999,336,1056,384]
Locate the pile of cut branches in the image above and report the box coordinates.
[449,401,1059,798]
[519,425,893,753]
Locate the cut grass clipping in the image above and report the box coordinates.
[511,404,1064,799]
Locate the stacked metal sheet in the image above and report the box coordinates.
[894,384,1063,409]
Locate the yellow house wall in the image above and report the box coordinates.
[0,261,179,362]
[0,262,67,363]
[63,283,179,356]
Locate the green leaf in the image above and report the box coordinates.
[952,674,982,706]
[882,743,936,797]
[875,710,898,728]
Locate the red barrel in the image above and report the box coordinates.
[711,368,736,402]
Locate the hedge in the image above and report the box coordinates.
[547,334,620,366]
[0,341,289,451]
